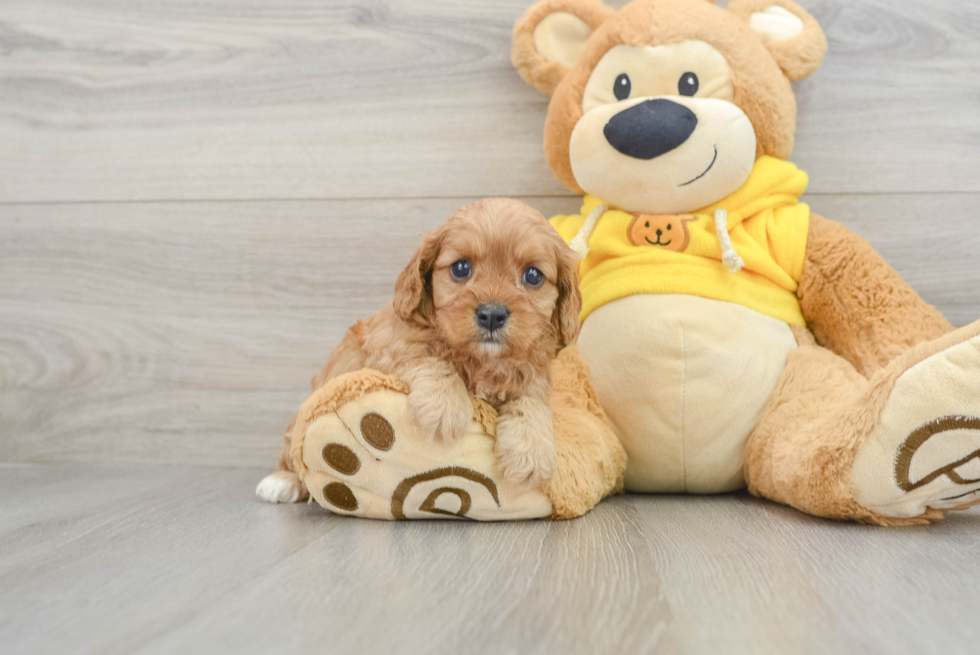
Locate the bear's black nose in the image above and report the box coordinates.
[604,99,698,160]
[475,303,509,331]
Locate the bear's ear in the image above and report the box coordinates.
[728,0,828,81]
[512,0,615,95]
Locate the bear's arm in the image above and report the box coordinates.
[797,214,953,377]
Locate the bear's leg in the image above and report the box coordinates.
[290,347,625,520]
[798,214,954,378]
[745,322,980,525]
[546,346,628,519]
[292,373,553,520]
[744,329,874,521]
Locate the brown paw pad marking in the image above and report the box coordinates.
[390,467,499,520]
[360,412,394,451]
[419,488,472,517]
[323,481,358,511]
[322,443,360,475]
[896,415,980,496]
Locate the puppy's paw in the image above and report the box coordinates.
[495,399,557,488]
[256,470,309,504]
[408,379,473,442]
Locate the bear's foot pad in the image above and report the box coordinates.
[853,324,980,519]
[298,384,552,521]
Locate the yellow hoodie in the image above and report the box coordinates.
[550,156,810,325]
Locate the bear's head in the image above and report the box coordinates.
[512,0,827,214]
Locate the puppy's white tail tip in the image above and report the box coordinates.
[256,471,306,504]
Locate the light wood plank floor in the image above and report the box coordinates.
[1,0,979,653]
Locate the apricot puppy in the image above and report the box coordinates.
[256,198,582,503]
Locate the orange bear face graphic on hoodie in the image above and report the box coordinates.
[627,214,697,252]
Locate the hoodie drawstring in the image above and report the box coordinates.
[569,204,608,260]
[714,209,745,274]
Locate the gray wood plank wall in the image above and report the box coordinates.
[2,0,979,469]
[3,3,980,654]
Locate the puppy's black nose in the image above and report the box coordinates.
[476,303,509,331]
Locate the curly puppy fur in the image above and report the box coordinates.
[261,198,583,501]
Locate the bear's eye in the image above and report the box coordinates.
[450,259,471,281]
[678,72,699,96]
[667,224,672,230]
[614,73,631,101]
[522,266,544,288]
[644,221,650,228]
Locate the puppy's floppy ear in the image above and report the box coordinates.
[552,240,583,348]
[394,229,443,326]
[728,0,827,81]
[512,0,614,95]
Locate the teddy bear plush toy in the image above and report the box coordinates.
[290,0,980,525]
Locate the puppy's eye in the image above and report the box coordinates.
[522,266,544,288]
[450,259,471,281]
[614,73,631,101]
[678,72,699,97]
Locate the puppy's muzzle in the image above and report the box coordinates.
[475,303,509,334]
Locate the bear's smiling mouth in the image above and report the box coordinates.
[644,237,672,246]
[678,145,718,187]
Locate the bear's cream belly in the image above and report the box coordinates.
[577,294,798,493]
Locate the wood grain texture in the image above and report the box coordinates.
[0,196,578,466]
[2,195,977,467]
[2,1,979,652]
[1,0,978,203]
[1,464,978,655]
